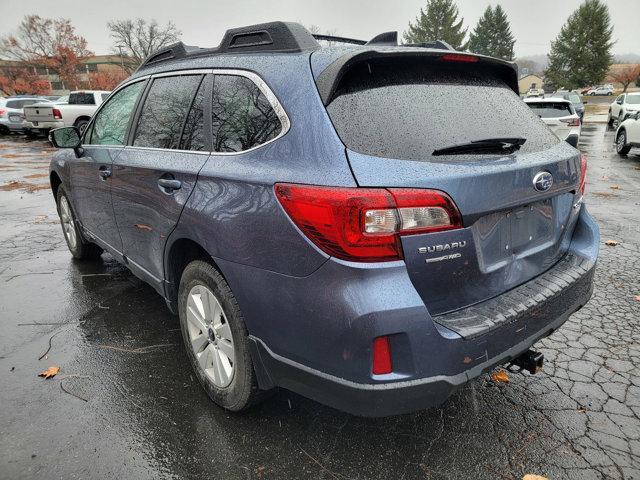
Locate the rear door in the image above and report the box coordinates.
[321,55,583,314]
[110,72,210,291]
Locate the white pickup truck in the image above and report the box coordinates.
[24,90,110,135]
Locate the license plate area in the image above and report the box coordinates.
[473,198,556,273]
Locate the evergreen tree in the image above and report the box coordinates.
[467,5,515,60]
[544,0,614,90]
[403,0,467,50]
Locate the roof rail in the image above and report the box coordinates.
[403,40,454,51]
[313,31,398,47]
[312,34,366,46]
[137,21,320,71]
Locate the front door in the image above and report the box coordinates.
[69,80,146,252]
[110,73,210,290]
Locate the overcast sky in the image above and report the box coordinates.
[0,0,638,58]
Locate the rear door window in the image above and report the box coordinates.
[211,74,282,152]
[324,59,559,161]
[527,102,573,118]
[133,75,203,149]
[179,77,207,151]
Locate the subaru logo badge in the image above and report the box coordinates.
[533,172,553,192]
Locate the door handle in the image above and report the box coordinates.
[98,167,111,180]
[158,178,182,191]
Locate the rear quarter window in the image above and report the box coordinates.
[325,59,559,161]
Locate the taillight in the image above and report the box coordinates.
[372,336,392,375]
[440,53,479,63]
[0,108,6,117]
[579,154,587,195]
[561,117,581,127]
[52,108,62,119]
[274,183,462,262]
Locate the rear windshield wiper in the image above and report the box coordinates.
[432,137,527,156]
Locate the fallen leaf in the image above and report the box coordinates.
[601,175,609,180]
[523,475,549,480]
[38,366,60,379]
[605,240,619,246]
[577,407,587,413]
[609,185,621,190]
[634,295,640,302]
[491,369,509,383]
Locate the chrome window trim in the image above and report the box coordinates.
[83,68,291,155]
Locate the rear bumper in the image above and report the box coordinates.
[251,285,590,416]
[231,206,599,416]
[26,120,64,131]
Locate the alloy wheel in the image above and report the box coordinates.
[59,196,77,250]
[617,132,626,152]
[186,284,235,388]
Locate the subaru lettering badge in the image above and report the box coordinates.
[533,172,553,192]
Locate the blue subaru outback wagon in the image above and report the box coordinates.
[48,22,599,416]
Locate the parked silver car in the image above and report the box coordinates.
[0,96,50,134]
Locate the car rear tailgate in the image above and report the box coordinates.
[24,104,55,123]
[316,50,584,315]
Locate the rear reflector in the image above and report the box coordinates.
[440,53,479,63]
[274,184,462,262]
[372,336,392,375]
[579,154,587,195]
[52,108,62,120]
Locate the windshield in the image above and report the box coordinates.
[627,96,640,105]
[325,59,558,161]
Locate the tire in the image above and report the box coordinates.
[178,260,264,411]
[607,111,613,127]
[56,187,103,260]
[616,130,631,156]
[74,119,89,134]
[0,125,9,135]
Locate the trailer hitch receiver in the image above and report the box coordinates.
[510,349,544,375]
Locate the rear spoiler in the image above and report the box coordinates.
[315,50,519,105]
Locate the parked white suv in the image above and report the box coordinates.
[524,97,581,147]
[607,92,640,126]
[615,111,640,156]
[24,90,110,135]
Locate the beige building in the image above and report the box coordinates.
[518,74,545,95]
[0,55,135,94]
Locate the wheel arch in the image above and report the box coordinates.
[50,170,62,201]
[164,236,226,307]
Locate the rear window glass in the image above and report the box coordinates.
[69,93,95,105]
[6,99,39,109]
[325,59,559,161]
[527,102,573,118]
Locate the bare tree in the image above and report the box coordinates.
[608,64,640,92]
[0,15,92,89]
[107,18,181,72]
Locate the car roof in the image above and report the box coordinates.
[130,21,519,96]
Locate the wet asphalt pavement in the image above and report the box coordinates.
[0,124,639,480]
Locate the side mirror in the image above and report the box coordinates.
[50,126,81,148]
[49,126,82,155]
